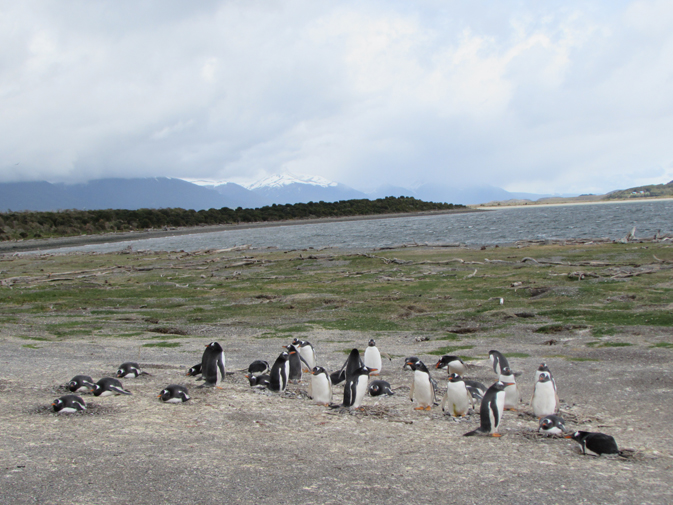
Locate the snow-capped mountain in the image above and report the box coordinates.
[246,173,337,191]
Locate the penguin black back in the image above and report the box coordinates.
[248,360,269,374]
[464,381,506,436]
[68,375,95,393]
[369,379,394,396]
[52,395,86,413]
[158,385,190,403]
[200,341,225,387]
[284,344,303,381]
[489,350,509,375]
[269,351,290,392]
[186,363,202,377]
[567,431,619,456]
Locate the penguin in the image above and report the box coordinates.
[368,380,394,397]
[489,350,510,376]
[464,380,487,408]
[499,366,520,411]
[283,344,303,383]
[68,375,95,393]
[310,366,333,406]
[52,394,86,413]
[268,351,290,392]
[158,385,190,403]
[434,355,466,376]
[535,362,558,397]
[293,338,317,372]
[403,356,420,371]
[409,360,434,410]
[200,342,225,388]
[332,348,364,386]
[440,373,471,417]
[463,381,507,436]
[531,372,557,418]
[341,365,372,409]
[245,374,271,388]
[186,363,202,379]
[116,362,149,378]
[91,377,131,396]
[539,415,567,436]
[566,431,620,456]
[364,339,382,375]
[247,360,269,374]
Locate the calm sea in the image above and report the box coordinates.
[30,199,673,254]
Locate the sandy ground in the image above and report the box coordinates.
[2,323,672,505]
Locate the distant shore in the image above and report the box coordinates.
[0,207,480,253]
[470,196,673,210]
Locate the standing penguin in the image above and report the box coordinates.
[283,344,303,383]
[539,415,567,436]
[531,372,558,418]
[158,385,190,403]
[293,338,317,372]
[200,342,226,388]
[434,355,467,376]
[116,362,150,378]
[68,375,95,393]
[566,431,620,456]
[91,377,131,396]
[364,339,382,376]
[331,348,364,386]
[464,381,507,436]
[441,373,471,417]
[409,360,434,410]
[489,350,510,376]
[52,395,86,413]
[310,366,333,406]
[464,380,488,409]
[342,365,372,409]
[499,367,520,411]
[269,351,291,392]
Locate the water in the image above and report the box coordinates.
[30,199,673,254]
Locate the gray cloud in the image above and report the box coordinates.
[1,0,672,194]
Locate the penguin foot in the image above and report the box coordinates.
[491,433,502,437]
[414,406,426,410]
[425,406,432,411]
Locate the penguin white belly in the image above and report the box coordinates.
[364,348,382,375]
[281,361,290,391]
[351,376,369,409]
[412,371,433,408]
[532,382,557,417]
[448,361,466,376]
[311,374,332,405]
[300,347,316,370]
[442,383,469,416]
[98,390,114,397]
[503,384,519,410]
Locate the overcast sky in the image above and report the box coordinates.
[1,0,672,194]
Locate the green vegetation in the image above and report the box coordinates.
[650,342,673,349]
[1,241,671,353]
[142,342,181,348]
[0,197,464,241]
[504,352,530,358]
[605,180,673,200]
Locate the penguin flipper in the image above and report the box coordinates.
[463,428,485,437]
[110,386,132,395]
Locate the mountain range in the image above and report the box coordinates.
[0,173,570,212]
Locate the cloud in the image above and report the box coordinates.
[0,0,672,194]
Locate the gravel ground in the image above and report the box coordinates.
[2,325,672,505]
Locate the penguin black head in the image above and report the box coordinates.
[311,366,327,375]
[279,351,289,360]
[368,339,376,347]
[491,381,507,391]
[355,366,372,376]
[538,363,550,372]
[410,360,430,373]
[538,372,552,383]
[292,337,300,345]
[404,357,420,369]
[52,398,64,411]
[284,344,298,355]
[205,342,223,352]
[447,373,463,383]
[186,363,202,377]
[567,431,587,441]
[500,366,513,376]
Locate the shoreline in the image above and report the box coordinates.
[471,196,673,210]
[0,208,480,253]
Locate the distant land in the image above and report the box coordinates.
[471,180,673,208]
[0,175,671,213]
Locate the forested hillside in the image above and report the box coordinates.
[0,197,463,241]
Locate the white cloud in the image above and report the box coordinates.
[0,0,671,194]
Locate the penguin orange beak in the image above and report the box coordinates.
[51,403,56,406]
[564,435,573,439]
[369,368,378,372]
[157,394,161,398]
[289,351,296,354]
[503,382,515,386]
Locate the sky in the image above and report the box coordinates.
[1,0,672,195]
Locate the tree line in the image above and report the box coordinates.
[0,197,464,241]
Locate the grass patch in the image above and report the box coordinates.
[22,344,41,349]
[427,345,474,356]
[503,352,530,358]
[142,342,181,348]
[650,342,673,349]
[15,335,52,341]
[599,342,633,347]
[565,356,599,362]
[434,333,460,341]
[276,325,313,333]
[319,317,400,332]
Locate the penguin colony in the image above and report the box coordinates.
[50,342,622,457]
